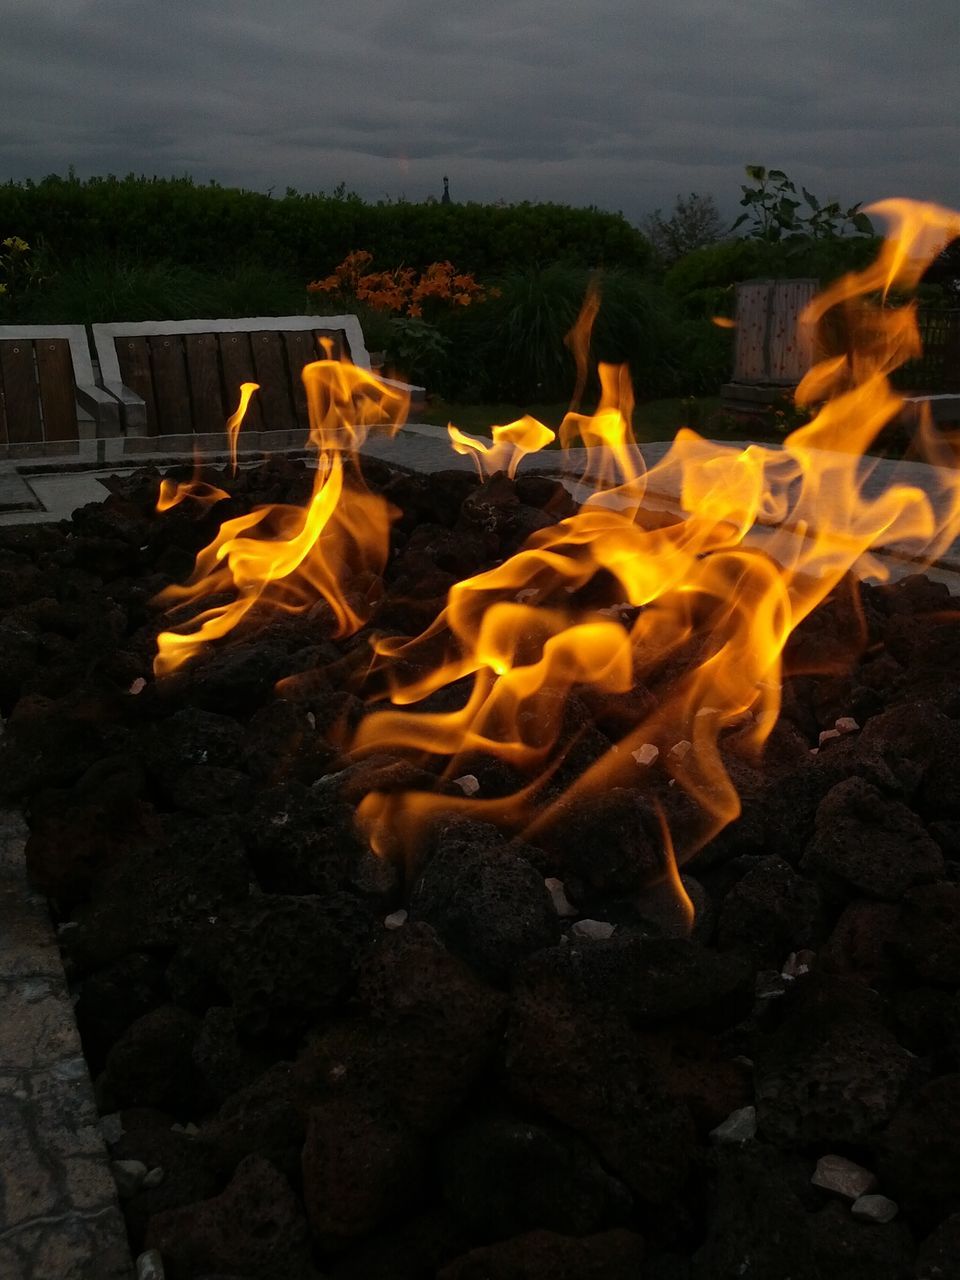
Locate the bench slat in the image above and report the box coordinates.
[36,339,78,442]
[0,340,43,443]
[282,330,318,432]
[252,331,297,433]
[116,337,159,435]
[148,336,194,436]
[218,333,263,433]
[184,333,226,436]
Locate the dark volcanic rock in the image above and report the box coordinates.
[802,776,945,900]
[808,1201,915,1280]
[693,1146,819,1280]
[409,821,560,983]
[894,883,960,984]
[146,1154,313,1278]
[716,855,823,963]
[503,946,697,1205]
[75,951,170,1072]
[437,1228,646,1280]
[878,1074,960,1230]
[295,923,507,1135]
[537,788,663,892]
[437,1111,631,1240]
[755,976,913,1147]
[167,892,376,1039]
[99,1004,201,1114]
[917,1212,960,1280]
[301,1095,426,1247]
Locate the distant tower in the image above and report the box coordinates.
[441,175,451,205]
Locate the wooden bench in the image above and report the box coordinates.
[0,325,120,460]
[91,315,424,456]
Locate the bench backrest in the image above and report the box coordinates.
[0,325,93,446]
[91,315,370,437]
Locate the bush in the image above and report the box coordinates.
[664,235,883,318]
[0,174,652,280]
[435,266,731,404]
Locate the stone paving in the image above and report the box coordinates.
[0,810,133,1280]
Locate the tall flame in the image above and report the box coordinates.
[352,200,960,885]
[153,200,960,915]
[153,353,409,675]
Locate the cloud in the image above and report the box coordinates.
[0,0,957,221]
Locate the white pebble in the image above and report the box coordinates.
[544,877,578,917]
[835,716,861,734]
[781,949,816,980]
[136,1250,166,1280]
[515,588,538,603]
[571,919,616,941]
[812,1154,878,1200]
[631,743,659,767]
[128,677,146,695]
[668,739,692,761]
[851,1193,898,1223]
[818,728,842,746]
[453,773,480,796]
[142,1165,165,1189]
[384,909,408,930]
[710,1105,757,1144]
[306,711,316,730]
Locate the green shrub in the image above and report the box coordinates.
[0,174,651,279]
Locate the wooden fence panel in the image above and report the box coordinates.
[733,283,770,383]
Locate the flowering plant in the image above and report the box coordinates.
[308,251,490,318]
[0,235,31,298]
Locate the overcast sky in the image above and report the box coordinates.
[1,0,957,228]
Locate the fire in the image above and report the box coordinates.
[153,353,409,675]
[153,199,960,920]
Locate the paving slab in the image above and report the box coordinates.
[0,809,133,1280]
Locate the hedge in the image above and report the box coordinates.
[0,174,652,277]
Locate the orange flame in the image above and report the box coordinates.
[350,199,960,899]
[152,200,960,926]
[448,416,556,479]
[226,381,259,475]
[153,354,409,675]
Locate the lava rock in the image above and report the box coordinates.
[437,1228,645,1280]
[894,883,960,984]
[536,788,664,892]
[167,891,376,1040]
[99,1004,201,1114]
[692,1145,818,1280]
[808,1200,914,1280]
[916,1212,960,1280]
[819,899,902,986]
[755,976,913,1147]
[301,1095,426,1247]
[716,856,823,963]
[504,948,697,1205]
[75,951,170,1072]
[409,821,560,983]
[878,1074,960,1230]
[802,776,944,900]
[437,1111,631,1240]
[145,1153,313,1278]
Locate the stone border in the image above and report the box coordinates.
[0,809,133,1280]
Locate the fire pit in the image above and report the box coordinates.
[2,200,960,1280]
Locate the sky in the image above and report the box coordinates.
[1,0,957,229]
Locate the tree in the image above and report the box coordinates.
[642,192,724,267]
